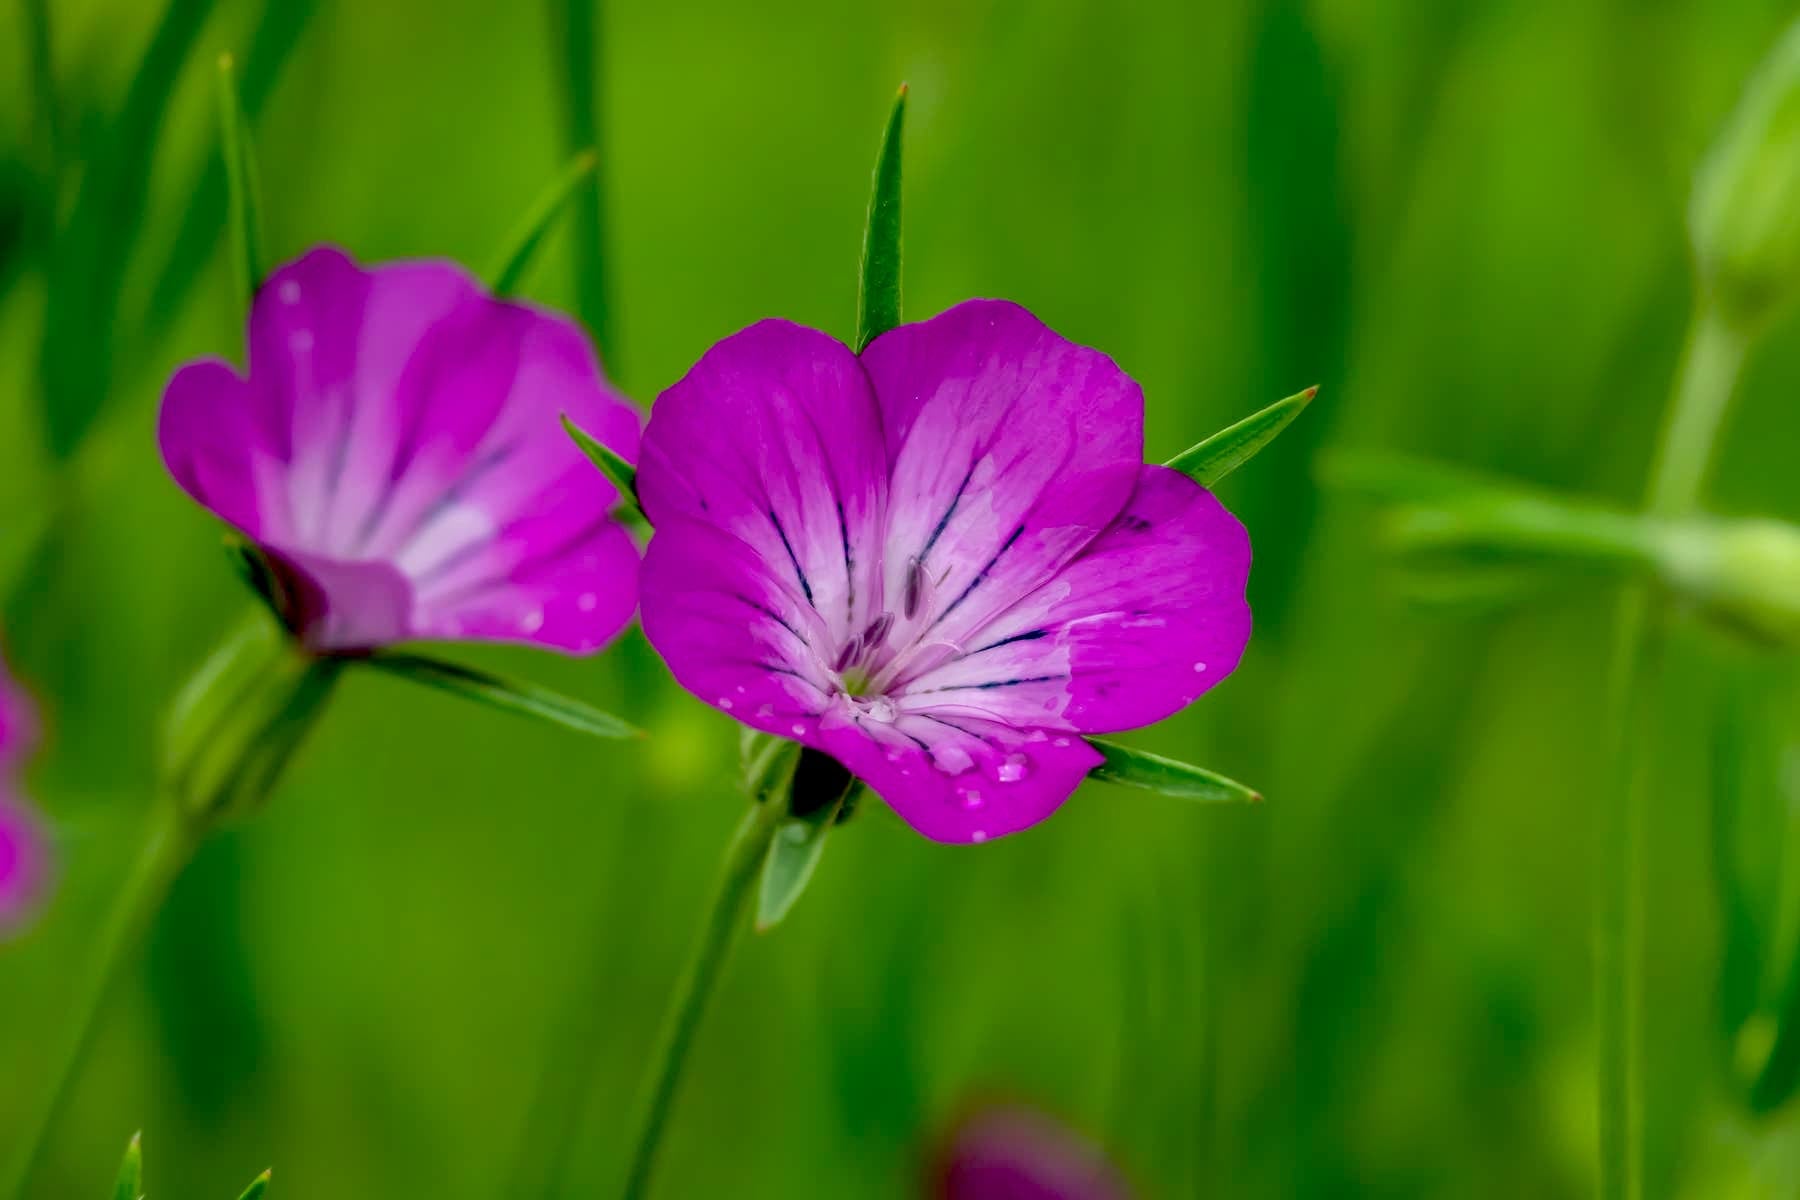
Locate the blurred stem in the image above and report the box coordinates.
[1597,300,1747,1200]
[22,0,61,181]
[546,0,614,369]
[618,798,784,1200]
[1,801,202,1200]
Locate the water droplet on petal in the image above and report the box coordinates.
[971,830,989,844]
[289,329,314,352]
[884,748,904,763]
[1193,661,1208,673]
[1052,737,1073,748]
[718,698,734,711]
[756,704,774,718]
[866,697,897,723]
[577,592,598,612]
[278,280,302,304]
[996,754,1030,784]
[520,609,545,634]
[931,742,975,775]
[960,787,985,810]
[791,723,807,736]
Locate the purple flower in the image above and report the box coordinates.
[0,657,48,934]
[0,792,50,935]
[932,1107,1133,1200]
[159,247,642,655]
[637,300,1251,844]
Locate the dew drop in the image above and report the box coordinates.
[289,329,314,352]
[971,830,989,844]
[959,787,985,810]
[791,723,807,736]
[996,754,1030,784]
[931,743,975,775]
[884,748,904,763]
[865,697,897,723]
[277,280,302,305]
[520,609,545,633]
[1192,661,1208,673]
[756,704,774,718]
[718,698,734,711]
[1052,737,1073,748]
[577,592,598,612]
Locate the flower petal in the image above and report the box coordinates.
[859,300,1145,657]
[637,320,890,655]
[640,515,838,737]
[815,710,1103,844]
[904,466,1251,732]
[0,655,37,769]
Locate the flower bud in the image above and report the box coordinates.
[1662,517,1800,647]
[161,613,344,825]
[1692,17,1800,329]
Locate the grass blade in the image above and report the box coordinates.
[561,413,643,525]
[854,84,907,353]
[488,150,599,296]
[236,1169,272,1200]
[216,53,267,311]
[1166,386,1316,488]
[363,652,641,741]
[1086,738,1262,805]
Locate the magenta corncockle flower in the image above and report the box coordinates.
[637,300,1251,843]
[931,1107,1133,1199]
[159,246,642,655]
[0,793,50,935]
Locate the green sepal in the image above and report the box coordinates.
[112,1133,143,1200]
[756,750,856,931]
[854,84,907,353]
[361,652,642,741]
[162,611,345,825]
[1166,386,1316,487]
[562,414,644,527]
[1086,738,1261,805]
[215,52,267,312]
[487,150,599,297]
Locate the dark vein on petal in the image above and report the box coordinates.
[769,508,815,606]
[930,523,1026,630]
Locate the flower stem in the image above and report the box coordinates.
[1,800,201,1200]
[619,798,784,1200]
[1596,300,1747,1200]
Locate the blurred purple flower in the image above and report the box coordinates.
[159,246,643,655]
[0,656,48,935]
[933,1107,1133,1200]
[637,300,1251,844]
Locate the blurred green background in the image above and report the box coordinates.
[5,0,1800,1195]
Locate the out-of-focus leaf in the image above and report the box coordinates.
[1086,739,1261,805]
[41,0,217,459]
[488,150,599,296]
[757,750,855,931]
[362,652,642,741]
[112,1134,142,1200]
[215,53,266,311]
[561,413,643,525]
[855,84,907,353]
[1166,387,1316,488]
[1318,448,1522,506]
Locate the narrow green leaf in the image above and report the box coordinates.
[363,652,642,741]
[1316,448,1512,506]
[236,1169,272,1200]
[216,53,267,311]
[112,1133,142,1200]
[1086,738,1262,805]
[487,150,600,297]
[561,413,644,525]
[854,84,907,353]
[1166,386,1316,487]
[42,0,216,459]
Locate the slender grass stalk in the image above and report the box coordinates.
[1,802,202,1200]
[618,798,785,1199]
[1596,300,1747,1200]
[546,0,614,368]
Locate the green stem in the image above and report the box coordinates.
[1,801,201,1200]
[619,799,784,1200]
[1596,300,1747,1200]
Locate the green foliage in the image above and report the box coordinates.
[488,150,600,297]
[562,414,644,525]
[1167,386,1316,488]
[855,85,907,353]
[361,652,642,742]
[1086,739,1260,805]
